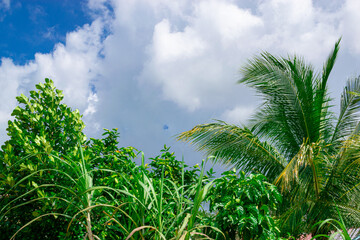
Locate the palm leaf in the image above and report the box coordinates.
[320,38,341,93]
[177,121,286,181]
[275,140,329,196]
[240,52,333,158]
[332,76,360,144]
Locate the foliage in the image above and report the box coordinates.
[0,79,139,239]
[148,145,215,193]
[308,205,360,240]
[0,79,283,239]
[93,144,218,240]
[206,169,282,240]
[311,219,352,240]
[3,78,85,159]
[178,39,360,236]
[1,146,221,240]
[149,145,199,185]
[0,78,86,239]
[0,143,139,240]
[124,158,221,240]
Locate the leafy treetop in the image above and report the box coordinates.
[1,78,85,163]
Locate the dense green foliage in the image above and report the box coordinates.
[0,80,282,239]
[178,40,360,237]
[0,79,86,239]
[207,169,282,240]
[148,145,202,187]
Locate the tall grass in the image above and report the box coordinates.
[1,146,223,239]
[123,156,222,240]
[0,144,136,239]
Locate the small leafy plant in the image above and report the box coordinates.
[207,169,282,240]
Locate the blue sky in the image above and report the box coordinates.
[1,0,360,169]
[0,0,91,64]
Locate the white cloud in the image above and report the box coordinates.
[84,93,99,116]
[0,15,107,142]
[110,0,190,27]
[1,0,360,162]
[141,0,264,111]
[0,58,36,122]
[192,0,263,46]
[257,0,340,63]
[152,19,207,62]
[141,0,355,112]
[33,19,104,109]
[220,106,254,125]
[340,0,360,54]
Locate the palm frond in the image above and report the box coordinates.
[311,39,341,144]
[177,121,286,181]
[274,140,329,197]
[240,52,333,157]
[177,39,360,236]
[332,76,360,144]
[320,38,341,92]
[317,135,360,228]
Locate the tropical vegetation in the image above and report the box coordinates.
[0,79,282,239]
[178,39,360,238]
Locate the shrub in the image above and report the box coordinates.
[207,169,282,240]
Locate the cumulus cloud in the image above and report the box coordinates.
[140,1,261,111]
[140,0,351,114]
[32,19,104,109]
[0,13,108,142]
[2,0,360,162]
[220,106,254,125]
[341,0,360,54]
[59,0,360,143]
[0,58,36,123]
[257,0,340,63]
[191,0,263,47]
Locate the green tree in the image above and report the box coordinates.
[0,80,141,239]
[178,40,360,236]
[0,78,86,239]
[3,78,86,158]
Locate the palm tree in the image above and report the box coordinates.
[178,39,360,236]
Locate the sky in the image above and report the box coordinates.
[1,0,360,170]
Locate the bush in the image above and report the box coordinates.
[206,169,282,240]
